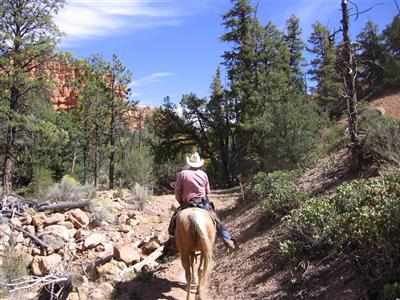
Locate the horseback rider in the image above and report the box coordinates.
[168,152,236,251]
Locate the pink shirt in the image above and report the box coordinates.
[174,169,210,204]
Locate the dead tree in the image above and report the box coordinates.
[340,0,361,168]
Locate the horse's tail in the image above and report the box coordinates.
[189,213,213,287]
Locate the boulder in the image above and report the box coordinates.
[31,254,62,276]
[39,225,69,251]
[96,260,126,281]
[84,233,105,249]
[45,213,65,226]
[68,209,90,228]
[114,243,140,264]
[59,221,75,229]
[155,232,169,245]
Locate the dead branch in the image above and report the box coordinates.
[37,200,91,212]
[0,274,69,293]
[119,245,165,278]
[10,224,53,252]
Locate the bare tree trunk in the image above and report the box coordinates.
[341,0,361,168]
[2,127,16,198]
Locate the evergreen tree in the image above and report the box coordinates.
[221,0,257,124]
[356,21,387,99]
[101,54,133,189]
[284,15,306,91]
[381,16,400,90]
[308,21,344,119]
[0,0,65,198]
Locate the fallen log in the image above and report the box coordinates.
[37,200,91,212]
[120,245,165,278]
[10,224,53,252]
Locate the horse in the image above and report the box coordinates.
[175,207,216,300]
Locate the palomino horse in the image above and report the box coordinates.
[175,207,216,300]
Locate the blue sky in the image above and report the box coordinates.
[56,0,398,107]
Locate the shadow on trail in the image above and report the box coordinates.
[112,274,186,300]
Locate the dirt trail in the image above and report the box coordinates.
[115,189,240,300]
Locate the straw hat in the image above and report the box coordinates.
[186,152,204,168]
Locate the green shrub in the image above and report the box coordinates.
[32,166,53,199]
[361,117,400,166]
[382,282,400,300]
[280,173,400,259]
[47,175,95,202]
[120,146,155,188]
[246,170,306,220]
[89,199,117,227]
[129,183,153,211]
[0,237,29,291]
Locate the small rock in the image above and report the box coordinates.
[109,231,121,242]
[10,217,22,227]
[20,215,33,225]
[117,214,128,225]
[119,224,131,233]
[97,260,126,281]
[84,233,105,249]
[68,228,77,239]
[114,242,140,264]
[75,228,89,241]
[126,219,139,226]
[68,209,90,228]
[127,210,140,219]
[66,292,80,300]
[24,225,36,235]
[32,213,46,227]
[154,232,169,245]
[31,248,41,256]
[31,254,62,276]
[0,224,11,240]
[45,213,65,225]
[59,221,75,229]
[142,240,160,255]
[98,282,114,296]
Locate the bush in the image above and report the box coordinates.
[120,146,155,188]
[90,199,117,227]
[280,173,400,260]
[128,183,153,211]
[31,166,53,199]
[47,175,94,202]
[361,118,400,166]
[246,170,306,220]
[0,237,29,290]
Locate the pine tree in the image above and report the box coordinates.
[0,0,65,198]
[221,0,257,124]
[356,21,387,99]
[381,16,400,90]
[308,21,344,119]
[284,15,306,91]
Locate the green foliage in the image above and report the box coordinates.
[32,166,53,199]
[382,282,400,300]
[308,21,344,119]
[89,199,117,226]
[360,118,400,166]
[47,175,94,202]
[120,146,155,188]
[280,174,400,260]
[246,170,305,220]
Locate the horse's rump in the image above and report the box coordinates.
[175,207,216,299]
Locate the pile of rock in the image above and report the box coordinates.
[0,198,168,299]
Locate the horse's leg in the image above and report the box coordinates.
[181,253,192,300]
[196,254,204,297]
[190,253,196,285]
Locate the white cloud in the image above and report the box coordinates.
[55,0,185,44]
[130,72,175,87]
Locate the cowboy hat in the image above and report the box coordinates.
[186,152,204,168]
